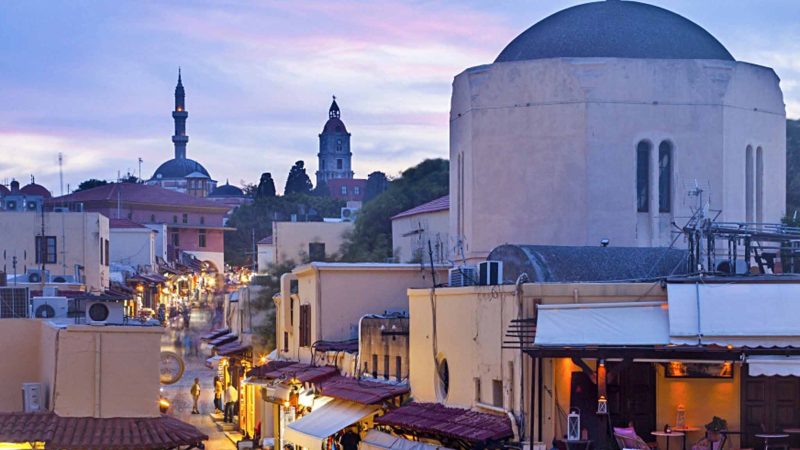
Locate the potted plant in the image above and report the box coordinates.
[705,416,728,442]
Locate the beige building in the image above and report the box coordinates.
[391,195,450,264]
[256,235,274,273]
[0,211,110,291]
[269,220,352,268]
[276,262,447,367]
[109,219,157,271]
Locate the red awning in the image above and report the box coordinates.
[200,328,230,341]
[217,343,251,357]
[375,402,513,444]
[248,361,337,383]
[317,376,409,404]
[208,334,238,347]
[0,412,207,449]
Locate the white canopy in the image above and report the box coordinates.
[284,399,378,449]
[748,356,800,376]
[534,301,669,346]
[668,283,800,347]
[360,430,453,450]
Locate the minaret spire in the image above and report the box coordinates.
[172,68,188,159]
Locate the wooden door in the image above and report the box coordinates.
[742,372,800,449]
[608,363,657,442]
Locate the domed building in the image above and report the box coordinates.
[208,180,251,222]
[20,179,52,199]
[451,0,785,260]
[147,70,217,197]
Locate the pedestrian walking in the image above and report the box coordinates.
[224,383,238,423]
[183,308,190,329]
[213,376,223,414]
[190,378,201,414]
[182,333,191,357]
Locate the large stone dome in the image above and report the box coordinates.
[151,158,210,180]
[495,0,733,63]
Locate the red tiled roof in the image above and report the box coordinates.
[375,402,513,443]
[0,412,207,449]
[258,235,273,245]
[20,183,52,198]
[209,334,238,347]
[50,183,229,211]
[217,343,251,357]
[390,195,449,220]
[317,376,409,404]
[248,361,338,383]
[200,328,230,341]
[109,218,148,229]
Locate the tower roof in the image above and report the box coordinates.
[175,68,185,97]
[322,96,348,133]
[329,96,340,119]
[20,182,52,198]
[151,158,210,180]
[495,0,734,63]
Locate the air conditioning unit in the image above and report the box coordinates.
[478,261,504,286]
[448,266,477,287]
[43,286,58,297]
[26,269,50,283]
[26,201,38,211]
[53,207,69,213]
[50,275,76,283]
[5,200,17,210]
[22,382,46,412]
[340,207,358,222]
[31,297,69,319]
[86,301,124,325]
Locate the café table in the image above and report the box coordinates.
[754,433,789,450]
[673,427,702,450]
[652,431,685,450]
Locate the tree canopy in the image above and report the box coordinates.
[364,171,389,202]
[256,172,277,199]
[75,178,108,192]
[340,158,449,262]
[284,161,313,195]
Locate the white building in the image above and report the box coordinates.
[109,219,157,272]
[450,0,786,261]
[391,195,450,264]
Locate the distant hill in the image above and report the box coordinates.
[788,119,800,215]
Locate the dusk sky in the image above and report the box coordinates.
[2,0,799,195]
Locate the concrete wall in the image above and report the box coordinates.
[0,320,162,418]
[273,221,352,265]
[257,243,274,273]
[359,316,409,382]
[450,58,785,260]
[391,209,450,263]
[0,212,109,291]
[144,223,168,262]
[110,227,156,270]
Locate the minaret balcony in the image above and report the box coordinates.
[172,111,188,119]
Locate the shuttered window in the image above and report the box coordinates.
[299,304,311,347]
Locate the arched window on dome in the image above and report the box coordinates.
[636,141,652,213]
[745,145,754,223]
[756,146,764,223]
[658,141,673,213]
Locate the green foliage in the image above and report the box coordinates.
[787,119,800,214]
[224,193,344,266]
[284,161,313,195]
[256,173,276,199]
[250,260,296,350]
[76,178,108,192]
[340,158,449,262]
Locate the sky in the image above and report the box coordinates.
[1,1,799,195]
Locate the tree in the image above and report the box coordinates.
[119,174,140,183]
[364,171,389,202]
[256,172,277,199]
[340,159,449,261]
[241,180,257,198]
[313,180,330,197]
[284,161,313,195]
[76,178,108,192]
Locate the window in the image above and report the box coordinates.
[200,216,205,225]
[372,354,378,378]
[336,159,343,170]
[336,139,342,152]
[437,358,449,400]
[354,186,360,195]
[341,185,347,195]
[636,141,651,212]
[474,378,481,402]
[308,242,325,262]
[492,379,503,408]
[756,147,764,223]
[99,238,103,265]
[198,229,207,248]
[384,355,390,380]
[290,279,299,294]
[35,236,57,264]
[150,214,156,223]
[658,141,672,213]
[746,145,754,222]
[127,212,132,219]
[290,298,294,326]
[182,213,188,224]
[321,160,326,170]
[173,215,177,224]
[299,304,311,347]
[104,239,110,267]
[283,332,289,352]
[171,231,180,247]
[396,356,402,381]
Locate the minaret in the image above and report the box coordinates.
[172,68,188,160]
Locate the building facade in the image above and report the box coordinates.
[269,220,353,266]
[391,195,450,263]
[316,97,354,186]
[147,70,217,197]
[109,219,157,271]
[450,1,786,261]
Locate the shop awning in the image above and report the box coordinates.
[375,402,513,444]
[317,376,409,404]
[201,328,230,341]
[209,333,238,348]
[217,343,251,357]
[206,355,223,369]
[361,430,453,450]
[748,356,800,376]
[283,399,379,449]
[668,283,800,347]
[534,301,669,346]
[248,361,338,383]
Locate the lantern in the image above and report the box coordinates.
[567,408,581,441]
[676,404,686,428]
[597,395,608,415]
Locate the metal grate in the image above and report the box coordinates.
[0,287,29,318]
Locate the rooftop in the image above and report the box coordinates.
[151,157,210,180]
[317,376,409,405]
[109,218,149,229]
[50,183,229,211]
[248,361,338,384]
[391,195,449,220]
[257,235,273,245]
[375,402,513,443]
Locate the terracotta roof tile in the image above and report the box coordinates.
[248,361,338,383]
[50,183,229,211]
[0,412,207,449]
[390,195,449,220]
[375,402,513,443]
[317,376,409,404]
[257,235,273,245]
[109,219,148,229]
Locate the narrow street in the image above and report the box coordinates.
[161,306,236,450]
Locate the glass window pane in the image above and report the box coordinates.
[637,141,651,212]
[659,141,672,213]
